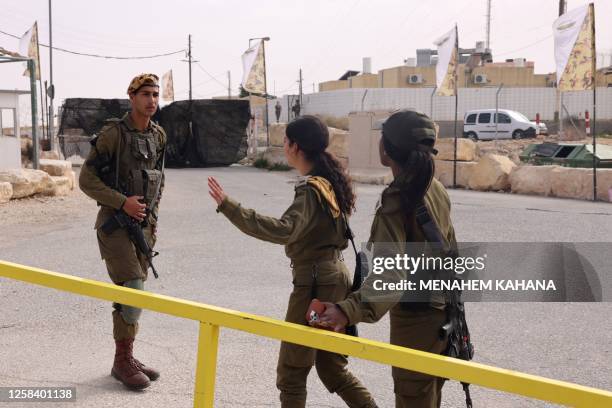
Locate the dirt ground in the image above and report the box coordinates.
[0,179,89,229]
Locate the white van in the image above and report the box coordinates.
[463,109,539,140]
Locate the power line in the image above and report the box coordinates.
[0,29,185,59]
[195,62,228,88]
[175,72,228,94]
[495,34,553,57]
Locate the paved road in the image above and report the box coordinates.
[1,166,611,407]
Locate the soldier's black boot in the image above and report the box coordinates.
[111,338,150,390]
[134,358,160,381]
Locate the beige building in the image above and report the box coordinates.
[596,67,612,87]
[319,58,612,91]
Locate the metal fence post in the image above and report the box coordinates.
[194,322,220,408]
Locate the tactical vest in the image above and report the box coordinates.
[106,117,164,207]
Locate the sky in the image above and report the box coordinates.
[1,0,611,124]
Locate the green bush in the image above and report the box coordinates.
[253,157,270,169]
[268,163,292,171]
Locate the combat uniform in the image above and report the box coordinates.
[217,176,377,408]
[79,73,166,390]
[336,178,456,408]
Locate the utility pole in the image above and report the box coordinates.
[558,0,566,16]
[181,35,198,101]
[298,68,303,107]
[48,0,55,151]
[485,0,492,50]
[188,34,193,101]
[227,70,231,99]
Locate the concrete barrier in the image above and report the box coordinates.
[509,165,558,196]
[434,160,478,188]
[435,138,478,161]
[0,181,12,204]
[468,154,516,191]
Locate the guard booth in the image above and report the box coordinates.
[520,142,612,168]
[0,89,30,169]
[348,110,393,172]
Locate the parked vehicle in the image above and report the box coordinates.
[463,109,540,140]
[535,121,548,135]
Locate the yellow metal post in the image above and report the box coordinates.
[194,322,219,408]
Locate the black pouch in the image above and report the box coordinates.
[130,134,158,162]
[127,169,145,197]
[142,169,162,203]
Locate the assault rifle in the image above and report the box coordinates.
[100,210,159,279]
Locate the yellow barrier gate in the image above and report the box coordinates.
[1,260,611,407]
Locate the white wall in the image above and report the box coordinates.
[270,87,612,122]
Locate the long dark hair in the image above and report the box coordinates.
[383,137,436,214]
[286,115,356,215]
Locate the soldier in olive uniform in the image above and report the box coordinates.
[79,74,166,390]
[208,116,377,408]
[319,110,456,408]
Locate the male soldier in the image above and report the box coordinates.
[79,73,166,390]
[275,100,282,123]
[292,99,301,118]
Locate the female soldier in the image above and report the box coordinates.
[208,115,377,408]
[319,110,457,408]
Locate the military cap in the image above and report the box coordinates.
[127,73,159,95]
[375,110,438,161]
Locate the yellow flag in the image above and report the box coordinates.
[434,26,458,97]
[241,41,266,94]
[162,70,174,101]
[19,21,41,80]
[554,3,596,91]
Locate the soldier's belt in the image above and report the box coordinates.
[291,250,343,268]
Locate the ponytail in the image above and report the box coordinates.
[310,151,355,215]
[394,150,435,214]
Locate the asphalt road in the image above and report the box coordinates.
[1,166,611,408]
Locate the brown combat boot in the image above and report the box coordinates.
[133,358,160,381]
[111,338,150,390]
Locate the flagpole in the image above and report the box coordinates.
[453,24,458,189]
[29,59,39,169]
[593,82,597,201]
[38,79,46,143]
[591,3,597,201]
[34,21,47,145]
[48,0,55,152]
[261,39,270,146]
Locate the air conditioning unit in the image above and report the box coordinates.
[408,74,423,84]
[474,74,487,84]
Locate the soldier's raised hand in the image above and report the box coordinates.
[123,195,147,222]
[208,177,227,206]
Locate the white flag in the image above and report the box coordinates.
[553,3,595,91]
[241,41,266,94]
[434,26,458,96]
[19,21,41,80]
[162,70,174,101]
